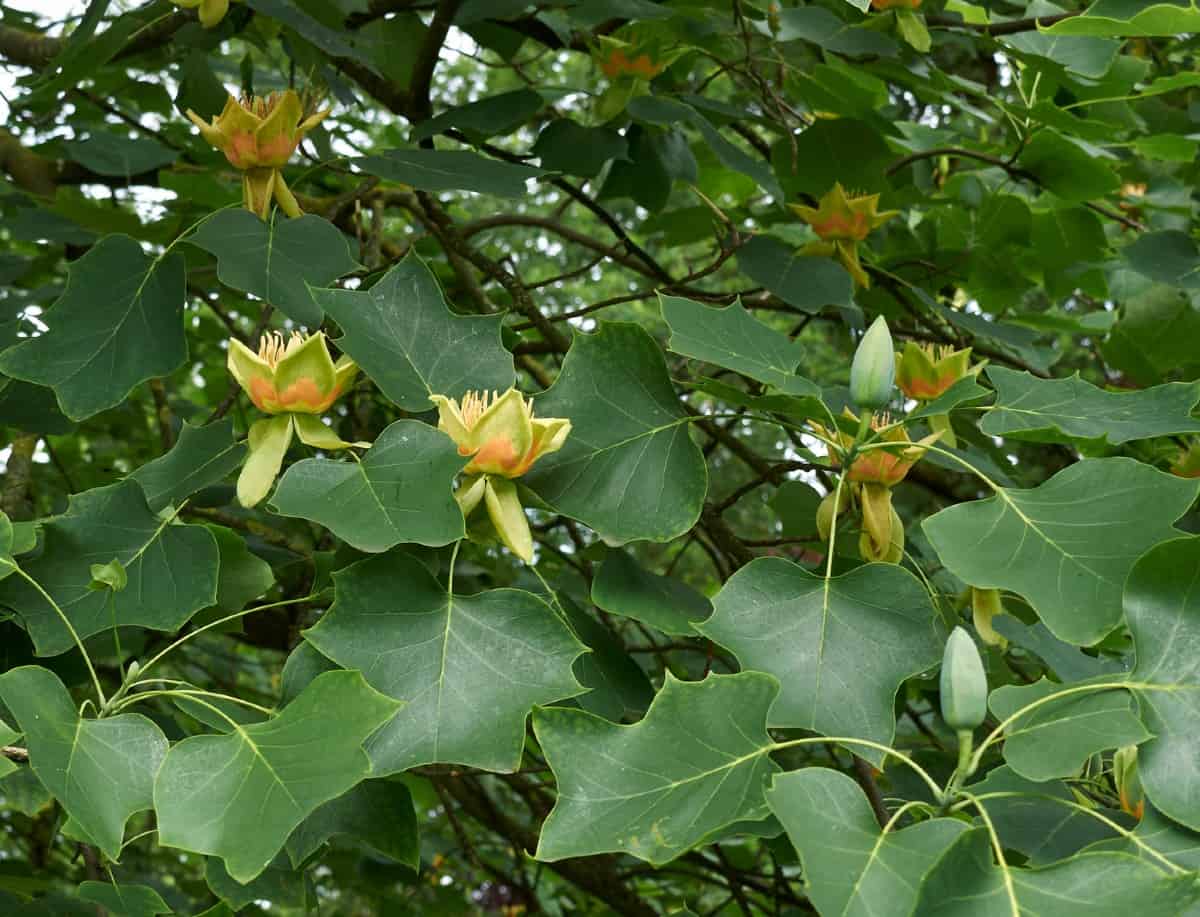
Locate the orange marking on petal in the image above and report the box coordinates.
[465,436,521,476]
[276,377,337,412]
[248,377,281,412]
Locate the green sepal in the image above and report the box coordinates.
[484,476,533,562]
[238,414,294,507]
[292,413,367,451]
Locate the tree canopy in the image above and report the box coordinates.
[4,0,1200,914]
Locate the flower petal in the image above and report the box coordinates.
[254,90,304,167]
[227,337,277,409]
[484,476,533,562]
[238,414,293,507]
[292,413,364,450]
[455,474,487,517]
[466,388,533,475]
[430,394,472,449]
[273,331,338,413]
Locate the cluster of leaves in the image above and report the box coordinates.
[5,0,1200,914]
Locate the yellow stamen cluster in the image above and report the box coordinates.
[257,331,305,369]
[458,390,500,429]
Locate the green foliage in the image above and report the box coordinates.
[4,0,1200,912]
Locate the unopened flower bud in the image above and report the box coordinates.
[940,627,987,732]
[1113,745,1144,820]
[850,317,895,411]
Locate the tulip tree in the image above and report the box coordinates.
[7,1,1200,915]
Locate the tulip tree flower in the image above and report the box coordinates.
[431,389,571,563]
[170,0,239,28]
[186,90,328,219]
[896,341,985,446]
[789,183,897,288]
[228,331,363,507]
[811,410,940,564]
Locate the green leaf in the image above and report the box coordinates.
[765,6,898,56]
[923,458,1198,646]
[1095,803,1200,870]
[993,617,1126,683]
[735,236,854,315]
[970,766,1127,865]
[1134,133,1199,162]
[773,118,893,198]
[1002,30,1119,80]
[1124,536,1200,831]
[1103,286,1200,385]
[989,678,1149,781]
[204,525,274,613]
[355,149,544,197]
[63,132,175,178]
[1017,131,1120,203]
[770,481,823,538]
[913,827,1199,915]
[534,672,781,865]
[1044,1,1200,36]
[188,211,360,327]
[1122,230,1200,289]
[767,768,967,917]
[660,295,818,396]
[0,715,16,779]
[591,548,711,635]
[0,481,220,656]
[304,551,585,774]
[204,857,314,911]
[980,366,1200,446]
[154,670,401,884]
[413,88,546,142]
[0,666,167,860]
[129,419,246,512]
[271,419,466,553]
[311,253,515,411]
[0,235,185,421]
[524,323,708,544]
[559,594,654,722]
[531,120,628,178]
[286,779,419,868]
[698,558,941,759]
[76,881,171,917]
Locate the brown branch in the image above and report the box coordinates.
[925,11,1076,36]
[852,755,890,828]
[437,775,658,917]
[2,434,38,521]
[183,506,313,556]
[2,745,28,764]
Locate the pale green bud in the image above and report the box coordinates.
[850,316,895,411]
[939,626,987,731]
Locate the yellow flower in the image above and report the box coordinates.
[227,332,364,508]
[170,0,238,28]
[430,389,571,563]
[227,331,357,416]
[813,410,940,488]
[790,184,897,289]
[431,389,570,478]
[186,90,328,218]
[789,183,897,244]
[896,342,985,402]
